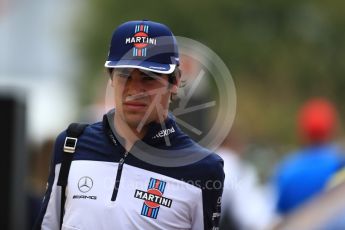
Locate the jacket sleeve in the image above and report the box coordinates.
[192,155,225,230]
[33,131,66,230]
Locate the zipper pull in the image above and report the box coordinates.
[118,152,128,166]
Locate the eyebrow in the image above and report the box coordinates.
[140,71,164,79]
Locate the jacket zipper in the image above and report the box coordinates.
[111,151,128,201]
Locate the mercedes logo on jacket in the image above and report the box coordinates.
[78,176,93,193]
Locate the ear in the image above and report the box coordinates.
[110,78,115,87]
[171,77,181,94]
[107,68,115,87]
[170,69,182,94]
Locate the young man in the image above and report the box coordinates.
[34,20,224,230]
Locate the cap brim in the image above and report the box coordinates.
[105,60,176,74]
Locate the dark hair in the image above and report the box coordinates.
[168,67,181,88]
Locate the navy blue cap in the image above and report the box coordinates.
[105,20,179,74]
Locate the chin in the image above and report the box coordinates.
[124,113,148,128]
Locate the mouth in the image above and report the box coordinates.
[123,101,147,111]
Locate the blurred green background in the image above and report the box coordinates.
[75,0,345,150]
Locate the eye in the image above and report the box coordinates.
[118,73,129,78]
[140,70,163,79]
[113,68,133,78]
[113,71,128,78]
[142,76,156,81]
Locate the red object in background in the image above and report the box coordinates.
[298,98,338,143]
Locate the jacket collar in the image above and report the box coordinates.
[104,109,181,147]
[102,109,213,167]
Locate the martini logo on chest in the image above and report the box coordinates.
[134,178,172,219]
[125,24,156,57]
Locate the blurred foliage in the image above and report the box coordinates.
[74,0,345,149]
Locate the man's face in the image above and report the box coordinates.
[111,68,176,129]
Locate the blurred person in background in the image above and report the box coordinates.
[218,130,275,230]
[272,97,345,216]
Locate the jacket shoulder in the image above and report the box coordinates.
[52,121,104,164]
[200,152,225,181]
[189,144,225,182]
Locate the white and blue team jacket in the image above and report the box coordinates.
[34,110,225,230]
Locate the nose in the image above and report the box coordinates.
[126,70,144,95]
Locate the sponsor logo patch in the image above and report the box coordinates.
[78,176,93,193]
[134,178,172,219]
[73,176,97,200]
[152,126,175,139]
[125,24,156,57]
